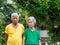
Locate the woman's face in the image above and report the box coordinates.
[28,20,35,28]
[11,15,19,24]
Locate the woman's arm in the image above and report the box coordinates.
[39,40,41,45]
[22,36,25,45]
[5,33,8,42]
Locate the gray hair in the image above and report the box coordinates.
[11,13,19,19]
[27,16,36,24]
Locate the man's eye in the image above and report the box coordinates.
[29,22,32,23]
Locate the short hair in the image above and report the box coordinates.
[11,13,19,18]
[27,16,36,24]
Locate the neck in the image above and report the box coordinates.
[12,23,19,28]
[13,23,18,26]
[30,27,34,31]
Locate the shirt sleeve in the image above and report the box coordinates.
[37,30,41,40]
[23,30,27,37]
[5,26,9,34]
[21,24,25,34]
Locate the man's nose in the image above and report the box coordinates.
[14,19,17,20]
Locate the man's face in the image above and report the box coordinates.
[28,20,35,28]
[11,15,19,24]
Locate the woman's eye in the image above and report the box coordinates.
[29,22,32,23]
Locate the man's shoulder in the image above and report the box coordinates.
[19,23,24,26]
[6,23,11,28]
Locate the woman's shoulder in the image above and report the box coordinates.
[25,28,29,31]
[34,28,38,30]
[35,28,40,32]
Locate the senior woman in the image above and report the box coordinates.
[5,13,24,45]
[23,16,41,45]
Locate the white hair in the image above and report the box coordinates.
[27,16,36,24]
[11,13,19,18]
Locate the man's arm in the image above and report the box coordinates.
[22,36,25,45]
[5,33,8,42]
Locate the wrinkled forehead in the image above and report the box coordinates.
[11,15,19,18]
[28,19,34,23]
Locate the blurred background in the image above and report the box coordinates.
[0,0,60,45]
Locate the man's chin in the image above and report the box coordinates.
[29,26,33,28]
[13,22,18,25]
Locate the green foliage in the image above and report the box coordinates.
[0,0,60,44]
[0,0,15,45]
[0,12,6,45]
[0,0,26,45]
[13,0,60,42]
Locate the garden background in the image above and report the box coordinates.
[0,0,60,45]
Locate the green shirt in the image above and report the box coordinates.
[23,28,41,45]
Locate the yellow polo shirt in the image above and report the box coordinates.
[5,23,24,45]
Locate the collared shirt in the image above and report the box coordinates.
[23,28,41,45]
[5,23,24,45]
